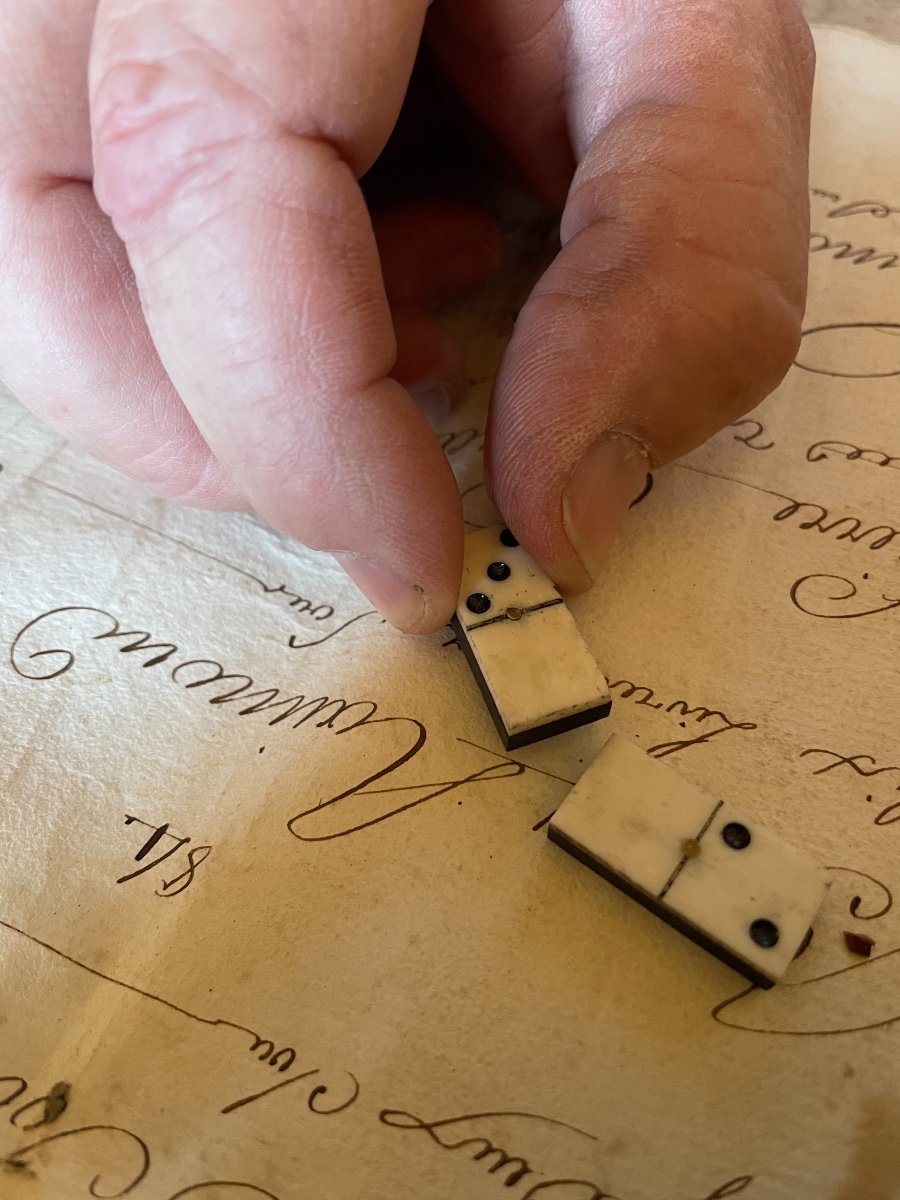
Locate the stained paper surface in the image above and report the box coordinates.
[2,27,899,1200]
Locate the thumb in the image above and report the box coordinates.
[485,5,813,593]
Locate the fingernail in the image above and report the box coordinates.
[563,434,651,581]
[407,378,454,421]
[334,553,426,632]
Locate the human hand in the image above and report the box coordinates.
[0,0,813,633]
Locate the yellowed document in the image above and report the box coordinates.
[2,26,899,1200]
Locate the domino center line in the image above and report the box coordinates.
[657,800,724,900]
[464,597,564,633]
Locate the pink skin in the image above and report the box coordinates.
[0,0,813,631]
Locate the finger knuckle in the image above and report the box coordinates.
[90,40,265,236]
[128,437,238,508]
[755,288,804,387]
[568,160,808,412]
[702,267,804,418]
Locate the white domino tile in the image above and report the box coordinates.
[549,735,827,987]
[453,526,611,749]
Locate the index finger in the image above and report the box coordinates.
[89,0,462,633]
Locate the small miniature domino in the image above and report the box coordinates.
[548,734,827,988]
[450,524,611,750]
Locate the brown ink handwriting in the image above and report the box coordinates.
[795,321,900,379]
[609,679,757,757]
[730,420,774,451]
[806,439,900,470]
[809,232,898,270]
[120,815,211,897]
[790,574,900,620]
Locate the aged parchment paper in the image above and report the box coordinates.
[1,26,899,1200]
